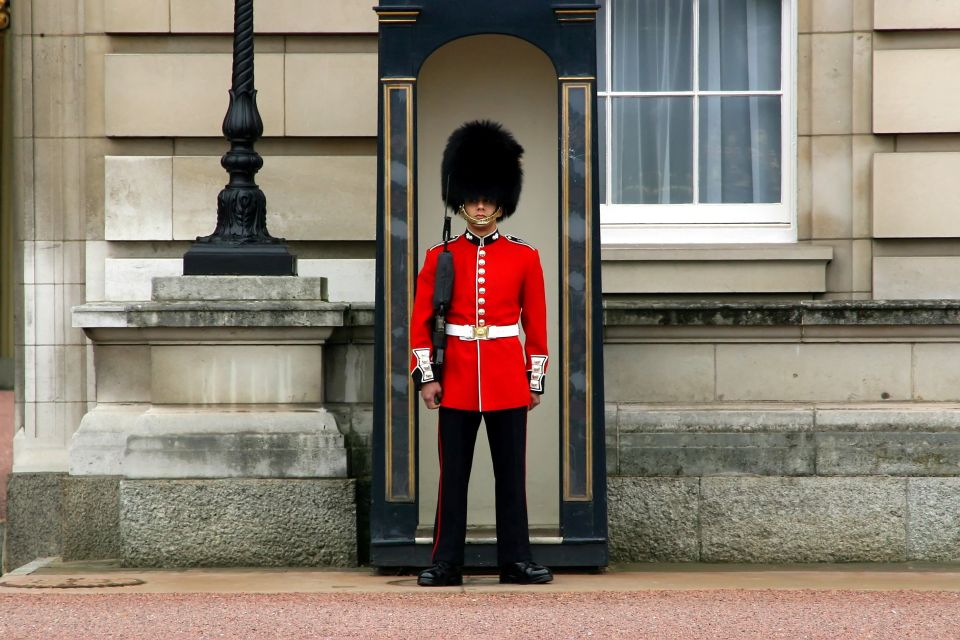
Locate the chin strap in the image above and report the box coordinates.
[457,204,503,227]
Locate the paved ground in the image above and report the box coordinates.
[2,561,960,639]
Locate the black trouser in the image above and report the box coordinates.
[431,406,532,566]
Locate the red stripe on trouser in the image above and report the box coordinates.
[431,426,444,562]
[523,412,528,516]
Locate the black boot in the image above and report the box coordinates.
[499,561,553,584]
[417,561,463,587]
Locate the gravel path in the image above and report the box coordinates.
[2,590,960,639]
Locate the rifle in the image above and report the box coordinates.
[431,214,454,383]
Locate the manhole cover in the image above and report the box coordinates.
[0,576,146,589]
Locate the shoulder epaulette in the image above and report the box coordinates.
[428,235,460,251]
[504,234,535,249]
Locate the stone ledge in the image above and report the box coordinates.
[612,403,960,477]
[73,300,349,330]
[601,244,832,295]
[306,300,960,330]
[346,303,375,328]
[152,276,329,302]
[605,300,960,327]
[601,245,833,262]
[617,403,960,433]
[123,408,347,479]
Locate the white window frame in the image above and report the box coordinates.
[598,0,798,244]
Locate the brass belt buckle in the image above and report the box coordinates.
[472,325,489,340]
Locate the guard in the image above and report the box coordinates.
[410,120,553,587]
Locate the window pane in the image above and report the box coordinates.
[599,98,607,203]
[699,96,781,203]
[612,0,693,92]
[614,97,693,204]
[699,0,781,91]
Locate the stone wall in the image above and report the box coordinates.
[606,411,960,563]
[11,0,960,569]
[9,0,381,477]
[604,301,960,563]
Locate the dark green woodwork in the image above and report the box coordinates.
[372,0,607,568]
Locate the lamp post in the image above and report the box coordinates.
[0,0,10,32]
[183,0,297,276]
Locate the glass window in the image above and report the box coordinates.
[598,0,794,243]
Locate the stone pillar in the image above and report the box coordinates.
[5,0,92,571]
[70,276,357,567]
[11,0,89,474]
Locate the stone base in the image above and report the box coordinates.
[71,407,348,479]
[5,473,65,572]
[120,478,357,567]
[62,477,121,562]
[609,476,952,563]
[123,409,347,479]
[182,244,298,277]
[606,402,960,562]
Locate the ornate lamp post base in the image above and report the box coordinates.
[183,244,297,276]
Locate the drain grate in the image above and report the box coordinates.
[0,576,146,589]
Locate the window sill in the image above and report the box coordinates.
[599,223,796,245]
[600,244,833,295]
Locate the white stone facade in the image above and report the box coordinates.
[9,0,960,566]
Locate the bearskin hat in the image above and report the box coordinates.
[441,120,524,218]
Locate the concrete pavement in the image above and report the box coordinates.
[4,561,960,639]
[4,558,960,594]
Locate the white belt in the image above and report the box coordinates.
[446,323,519,340]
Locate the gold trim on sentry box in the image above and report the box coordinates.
[377,10,420,23]
[383,82,417,503]
[561,81,594,503]
[404,82,416,504]
[555,8,599,23]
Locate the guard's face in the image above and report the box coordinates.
[462,198,501,225]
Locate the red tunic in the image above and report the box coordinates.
[410,228,548,412]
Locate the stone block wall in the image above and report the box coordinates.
[324,312,374,563]
[606,410,960,563]
[604,302,960,563]
[11,0,960,569]
[870,1,960,297]
[10,0,382,477]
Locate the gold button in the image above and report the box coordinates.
[479,250,486,256]
[479,287,486,294]
[478,298,486,305]
[478,309,485,316]
[478,268,486,275]
[478,277,485,284]
[478,319,486,326]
